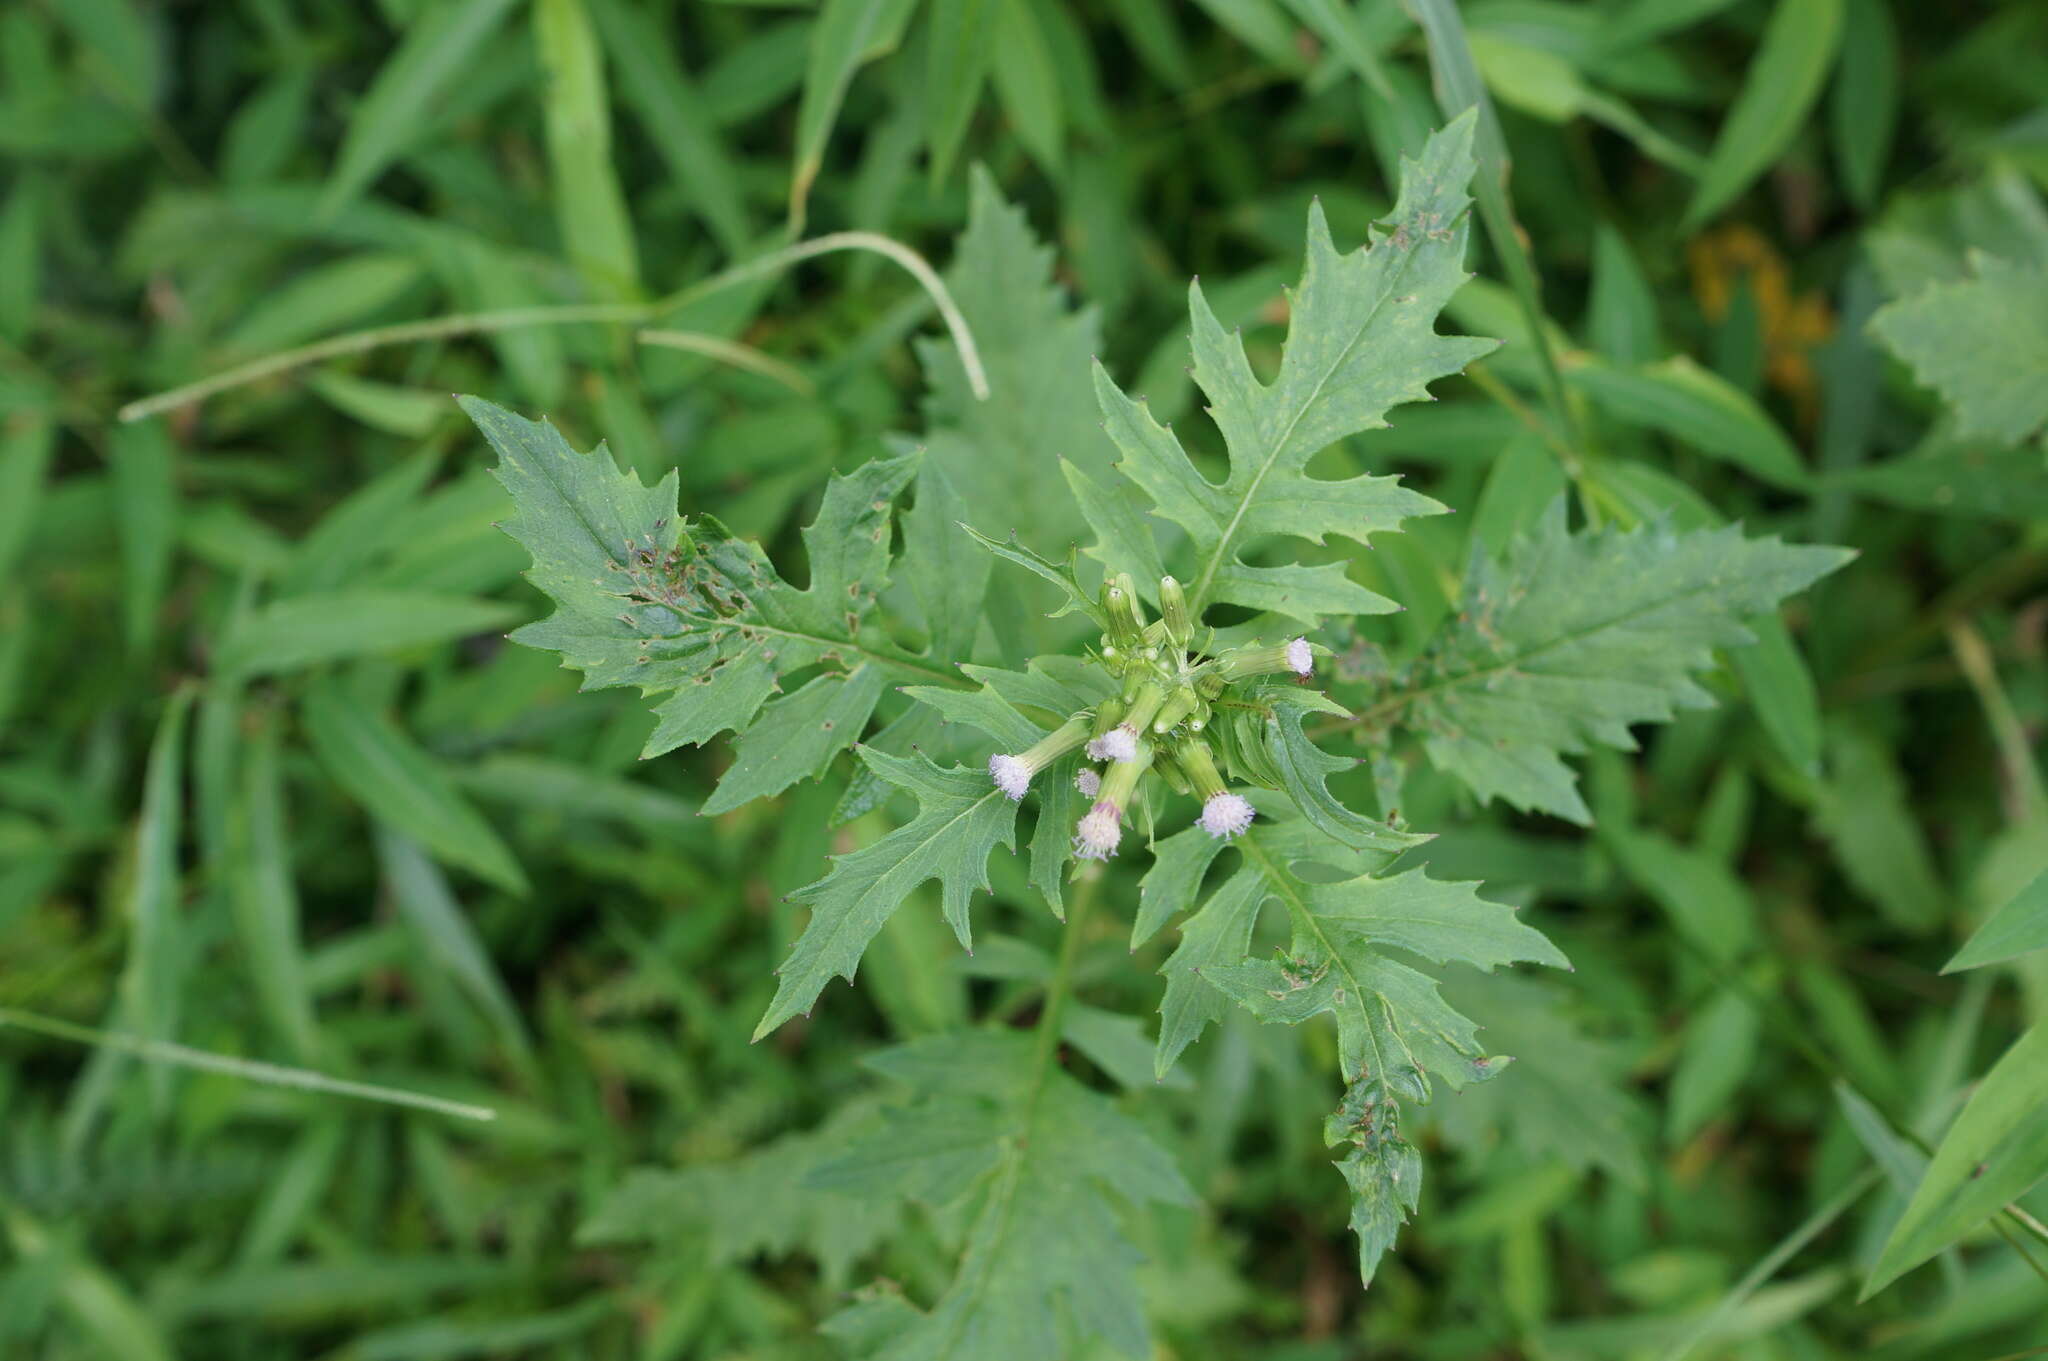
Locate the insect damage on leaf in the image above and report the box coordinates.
[461,396,939,813]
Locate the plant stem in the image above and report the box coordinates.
[1026,866,1102,1087]
[119,232,989,422]
[0,1006,495,1122]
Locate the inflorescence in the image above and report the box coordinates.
[983,572,1318,860]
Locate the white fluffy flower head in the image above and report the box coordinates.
[1087,725,1139,764]
[1075,767,1102,798]
[1073,801,1123,860]
[1199,792,1256,839]
[988,753,1033,800]
[1286,637,1314,679]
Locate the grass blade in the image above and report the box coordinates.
[1684,0,1845,229]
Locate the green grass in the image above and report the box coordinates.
[2,1,2046,1358]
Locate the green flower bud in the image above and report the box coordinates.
[1159,575,1193,648]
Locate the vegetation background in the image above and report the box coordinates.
[3,0,2046,1358]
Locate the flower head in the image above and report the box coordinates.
[988,753,1033,800]
[986,714,1093,800]
[1075,767,1102,798]
[1088,724,1139,764]
[1073,801,1124,859]
[1199,791,1256,839]
[1286,637,1314,679]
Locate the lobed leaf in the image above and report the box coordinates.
[1867,253,2048,445]
[810,1031,1193,1360]
[463,396,947,811]
[755,750,1019,1038]
[1089,112,1490,626]
[1396,500,1852,823]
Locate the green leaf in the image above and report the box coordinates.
[1867,253,2048,445]
[1731,612,1822,776]
[755,750,1020,1039]
[221,253,423,355]
[301,680,527,896]
[925,0,995,189]
[1826,438,2048,522]
[1810,723,1945,934]
[589,0,747,252]
[1829,0,1897,212]
[319,0,523,215]
[1400,501,1851,823]
[1665,985,1761,1143]
[958,524,1106,628]
[110,420,177,651]
[700,664,889,816]
[1262,695,1427,853]
[1092,113,1487,626]
[922,170,1116,594]
[1431,976,1648,1186]
[226,720,320,1063]
[211,590,516,679]
[0,411,54,585]
[1945,869,2048,972]
[1324,1073,1424,1288]
[1205,830,1564,1100]
[376,828,531,1063]
[989,0,1063,172]
[534,0,641,300]
[791,0,920,230]
[1683,0,1844,228]
[117,688,193,1058]
[1179,818,1561,1283]
[1864,1019,2048,1296]
[581,1104,899,1288]
[462,396,943,796]
[1568,355,1808,488]
[1154,857,1264,1078]
[1588,224,1662,365]
[810,1031,1193,1359]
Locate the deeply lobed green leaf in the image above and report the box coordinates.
[1395,500,1853,823]
[1090,111,1491,626]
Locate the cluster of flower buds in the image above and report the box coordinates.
[983,572,1319,862]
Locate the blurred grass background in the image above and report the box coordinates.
[2,0,2047,1357]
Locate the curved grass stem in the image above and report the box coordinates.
[118,231,987,423]
[0,1006,495,1123]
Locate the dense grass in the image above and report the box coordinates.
[3,1,2046,1358]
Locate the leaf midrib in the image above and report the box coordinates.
[1187,236,1427,613]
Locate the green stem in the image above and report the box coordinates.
[1405,0,1591,469]
[1026,867,1102,1084]
[1947,619,2048,819]
[119,232,988,422]
[0,1006,495,1122]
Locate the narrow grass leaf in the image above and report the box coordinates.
[116,688,193,1065]
[228,720,320,1062]
[792,0,920,230]
[377,828,532,1062]
[1568,355,1808,488]
[1865,1020,2048,1296]
[1683,0,1844,229]
[301,681,528,896]
[1945,870,2048,973]
[535,0,641,299]
[319,0,523,215]
[110,421,177,651]
[212,590,515,679]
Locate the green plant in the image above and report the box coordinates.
[464,116,1847,1343]
[7,2,2048,1358]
